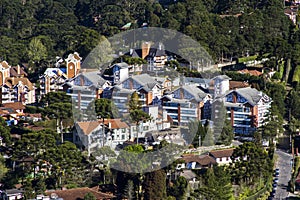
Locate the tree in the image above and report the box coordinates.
[143,169,167,200]
[219,119,234,146]
[202,127,215,147]
[0,116,11,145]
[86,98,119,120]
[84,192,96,200]
[128,92,151,143]
[27,37,47,64]
[124,180,135,200]
[168,176,187,199]
[0,155,8,181]
[194,166,234,200]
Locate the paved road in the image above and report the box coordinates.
[273,149,293,200]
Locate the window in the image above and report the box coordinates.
[122,135,125,140]
[219,158,222,161]
[122,128,126,133]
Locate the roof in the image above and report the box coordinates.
[10,66,27,77]
[212,75,231,81]
[81,71,108,88]
[238,69,263,76]
[103,119,129,129]
[130,74,160,91]
[4,77,34,90]
[185,77,211,86]
[2,102,25,110]
[45,187,114,200]
[229,81,250,89]
[180,170,197,180]
[76,121,101,135]
[43,68,67,78]
[223,87,271,106]
[182,155,217,166]
[0,61,10,69]
[178,85,208,102]
[209,148,234,158]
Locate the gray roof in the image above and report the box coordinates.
[131,74,160,91]
[185,77,211,85]
[212,75,231,81]
[81,71,107,88]
[181,85,209,102]
[224,87,271,106]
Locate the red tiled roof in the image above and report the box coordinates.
[76,121,101,135]
[102,119,129,129]
[45,187,114,200]
[229,81,250,89]
[10,65,27,77]
[238,69,263,76]
[209,148,234,158]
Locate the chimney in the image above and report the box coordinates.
[142,42,151,59]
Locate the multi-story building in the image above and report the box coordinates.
[217,87,272,135]
[1,77,35,105]
[39,68,68,96]
[162,85,212,126]
[66,70,111,109]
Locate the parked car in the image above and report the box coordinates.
[273,177,279,183]
[275,168,280,173]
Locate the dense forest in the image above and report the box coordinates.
[0,0,294,66]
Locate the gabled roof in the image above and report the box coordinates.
[10,66,27,77]
[182,155,217,166]
[76,121,101,135]
[223,87,271,106]
[4,77,34,90]
[177,85,209,102]
[80,71,108,88]
[45,187,114,200]
[130,74,161,91]
[209,148,234,158]
[103,119,129,129]
[0,61,10,69]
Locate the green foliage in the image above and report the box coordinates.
[230,142,272,185]
[128,92,151,126]
[219,119,234,146]
[168,176,187,199]
[238,55,258,63]
[293,65,300,83]
[0,116,11,145]
[0,155,8,181]
[143,169,167,200]
[27,37,47,64]
[86,98,119,120]
[193,166,234,200]
[84,192,96,200]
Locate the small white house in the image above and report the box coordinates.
[209,148,234,165]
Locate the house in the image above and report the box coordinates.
[162,84,212,126]
[181,154,217,169]
[238,69,263,76]
[216,87,272,135]
[209,148,234,165]
[66,70,111,109]
[229,81,250,90]
[2,102,25,114]
[102,118,130,148]
[111,62,129,85]
[73,121,104,156]
[1,77,35,105]
[154,76,172,92]
[39,68,68,96]
[45,187,115,200]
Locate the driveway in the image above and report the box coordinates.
[273,149,293,199]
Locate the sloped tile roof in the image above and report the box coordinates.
[209,148,234,158]
[3,102,25,110]
[103,119,129,129]
[76,121,101,135]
